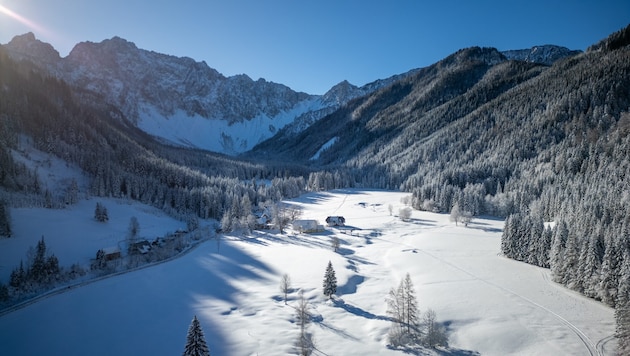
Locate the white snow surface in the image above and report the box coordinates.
[0,190,616,355]
[310,136,339,161]
[137,98,323,155]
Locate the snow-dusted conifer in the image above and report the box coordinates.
[615,259,630,355]
[183,315,210,356]
[322,261,337,299]
[94,202,109,222]
[0,201,11,237]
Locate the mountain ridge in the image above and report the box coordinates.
[2,33,581,155]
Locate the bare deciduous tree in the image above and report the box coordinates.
[280,273,291,305]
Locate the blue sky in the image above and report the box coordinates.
[1,0,628,94]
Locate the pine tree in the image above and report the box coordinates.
[183,315,210,356]
[615,259,630,355]
[0,282,9,302]
[401,273,420,337]
[550,220,568,279]
[94,202,109,222]
[322,261,337,299]
[0,200,11,237]
[30,236,48,284]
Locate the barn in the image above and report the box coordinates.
[326,216,346,227]
[292,219,324,233]
[100,246,121,261]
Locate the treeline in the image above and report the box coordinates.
[0,237,79,303]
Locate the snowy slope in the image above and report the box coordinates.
[0,190,616,355]
[137,98,323,154]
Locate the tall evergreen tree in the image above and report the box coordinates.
[0,200,11,237]
[183,315,210,356]
[94,202,109,222]
[322,261,337,299]
[615,259,630,355]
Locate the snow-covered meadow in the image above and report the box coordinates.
[0,190,616,355]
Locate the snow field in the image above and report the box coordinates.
[0,189,616,355]
[0,198,186,282]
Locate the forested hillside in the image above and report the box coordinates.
[2,21,629,329]
[250,25,630,310]
[0,47,310,225]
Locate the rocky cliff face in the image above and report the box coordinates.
[4,34,321,154]
[502,45,581,65]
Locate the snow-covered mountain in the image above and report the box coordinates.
[3,33,426,155]
[2,34,581,155]
[501,45,581,65]
[3,34,320,154]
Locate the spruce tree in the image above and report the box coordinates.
[0,201,11,237]
[615,260,630,355]
[183,315,210,356]
[94,202,109,222]
[322,261,337,299]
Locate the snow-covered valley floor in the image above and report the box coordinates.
[0,190,616,355]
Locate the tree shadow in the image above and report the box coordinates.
[333,298,391,322]
[337,274,365,295]
[466,220,502,233]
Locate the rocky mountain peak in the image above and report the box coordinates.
[502,45,581,65]
[321,80,361,106]
[4,32,61,64]
[443,47,507,67]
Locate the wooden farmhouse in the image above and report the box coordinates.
[292,219,324,233]
[326,216,346,227]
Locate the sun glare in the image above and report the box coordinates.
[0,4,47,35]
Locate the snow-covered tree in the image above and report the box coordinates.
[399,207,412,222]
[322,261,337,299]
[128,216,140,241]
[449,203,462,226]
[0,200,11,237]
[616,261,630,355]
[331,236,340,253]
[94,202,109,222]
[422,309,448,348]
[387,273,421,347]
[280,273,291,305]
[183,315,210,356]
[0,282,8,302]
[295,291,314,355]
[449,202,472,226]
